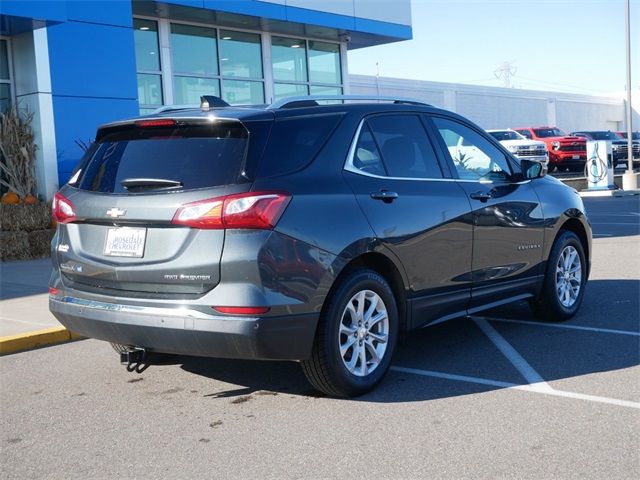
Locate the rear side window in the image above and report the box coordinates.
[367,114,443,179]
[76,122,249,193]
[256,114,343,177]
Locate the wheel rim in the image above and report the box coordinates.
[338,289,389,377]
[555,245,582,308]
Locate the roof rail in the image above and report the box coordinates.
[267,95,430,110]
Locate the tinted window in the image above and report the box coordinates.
[257,114,342,177]
[77,123,248,193]
[433,117,512,182]
[367,115,443,179]
[533,127,565,137]
[516,129,533,139]
[352,123,386,176]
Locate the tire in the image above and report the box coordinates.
[529,230,587,322]
[301,269,399,397]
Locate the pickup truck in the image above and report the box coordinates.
[513,126,586,172]
[487,129,548,167]
[571,130,640,169]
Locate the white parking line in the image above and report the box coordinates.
[474,318,553,392]
[482,317,640,337]
[390,366,640,409]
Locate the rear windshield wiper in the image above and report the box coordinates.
[121,178,183,191]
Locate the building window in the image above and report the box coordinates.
[271,36,342,100]
[134,19,163,113]
[0,38,13,112]
[133,18,343,112]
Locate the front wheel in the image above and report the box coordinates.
[301,269,399,397]
[529,230,587,321]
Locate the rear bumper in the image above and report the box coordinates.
[50,295,318,361]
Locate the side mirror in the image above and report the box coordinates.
[521,159,546,180]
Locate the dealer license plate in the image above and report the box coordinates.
[104,227,146,258]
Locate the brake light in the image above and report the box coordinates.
[213,306,270,315]
[52,192,77,224]
[135,119,177,128]
[172,191,291,230]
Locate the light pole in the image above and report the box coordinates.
[622,0,637,190]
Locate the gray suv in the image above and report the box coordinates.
[50,95,591,397]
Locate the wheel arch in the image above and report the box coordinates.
[330,251,410,333]
[557,216,591,277]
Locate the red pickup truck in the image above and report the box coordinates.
[513,126,587,172]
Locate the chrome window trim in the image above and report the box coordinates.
[343,118,529,185]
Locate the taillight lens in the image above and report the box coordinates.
[135,119,177,128]
[172,191,290,230]
[52,192,77,224]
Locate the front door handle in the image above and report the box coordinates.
[469,191,492,202]
[370,190,399,203]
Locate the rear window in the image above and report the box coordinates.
[74,122,249,193]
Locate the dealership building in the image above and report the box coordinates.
[0,0,635,200]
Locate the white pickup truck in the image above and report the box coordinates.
[487,129,549,167]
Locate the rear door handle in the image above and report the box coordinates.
[469,191,492,202]
[370,190,399,203]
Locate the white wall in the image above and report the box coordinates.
[350,74,629,133]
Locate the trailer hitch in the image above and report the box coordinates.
[120,347,150,373]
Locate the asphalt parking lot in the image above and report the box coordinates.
[1,196,639,479]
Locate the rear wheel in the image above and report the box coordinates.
[301,269,398,397]
[529,230,586,321]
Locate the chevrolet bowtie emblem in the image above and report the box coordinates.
[106,207,126,218]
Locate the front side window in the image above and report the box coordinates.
[433,117,512,182]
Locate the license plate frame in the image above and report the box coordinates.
[104,227,147,258]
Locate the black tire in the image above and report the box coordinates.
[529,230,587,322]
[301,269,399,397]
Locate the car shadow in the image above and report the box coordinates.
[175,278,639,402]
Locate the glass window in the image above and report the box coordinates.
[134,19,160,72]
[222,79,264,105]
[0,40,9,80]
[352,124,386,177]
[80,123,249,193]
[271,36,307,82]
[368,115,443,179]
[174,76,220,104]
[257,114,343,177]
[219,30,262,78]
[274,83,308,100]
[0,84,10,113]
[170,24,218,76]
[137,73,163,107]
[433,117,512,181]
[308,41,341,85]
[310,85,342,97]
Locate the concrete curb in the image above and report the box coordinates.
[0,327,83,355]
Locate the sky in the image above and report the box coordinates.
[348,0,640,96]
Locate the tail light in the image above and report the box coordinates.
[52,192,77,224]
[172,191,291,230]
[135,119,177,128]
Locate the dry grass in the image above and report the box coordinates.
[0,203,52,232]
[0,105,38,197]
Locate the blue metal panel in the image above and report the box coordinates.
[53,96,139,183]
[46,21,138,98]
[0,1,68,23]
[65,0,133,27]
